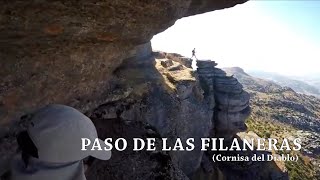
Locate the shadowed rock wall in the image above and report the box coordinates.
[0,0,247,127]
[0,0,249,179]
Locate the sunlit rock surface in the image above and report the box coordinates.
[0,0,247,127]
[0,0,250,178]
[197,60,250,139]
[0,49,251,179]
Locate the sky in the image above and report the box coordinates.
[151,0,320,76]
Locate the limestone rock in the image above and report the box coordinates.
[168,64,185,71]
[197,60,218,69]
[93,104,118,119]
[216,106,250,134]
[196,60,250,139]
[214,69,227,77]
[217,102,250,113]
[111,55,213,175]
[176,83,194,100]
[215,91,250,107]
[214,76,239,85]
[0,52,251,179]
[128,42,153,59]
[0,0,248,127]
[215,82,243,94]
[0,0,250,177]
[179,57,193,69]
[160,59,174,68]
[86,118,189,180]
[165,53,193,68]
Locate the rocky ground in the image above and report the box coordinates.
[0,49,253,180]
[2,52,311,179]
[224,67,320,133]
[1,1,251,179]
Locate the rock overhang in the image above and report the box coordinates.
[0,0,248,128]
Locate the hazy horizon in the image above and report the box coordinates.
[151,0,320,77]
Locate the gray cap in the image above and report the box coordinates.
[27,104,111,163]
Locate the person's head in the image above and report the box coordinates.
[16,104,111,166]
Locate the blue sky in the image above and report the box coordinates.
[260,1,320,42]
[152,0,320,76]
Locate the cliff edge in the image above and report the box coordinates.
[0,0,247,127]
[1,42,251,179]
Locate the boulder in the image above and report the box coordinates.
[160,59,174,68]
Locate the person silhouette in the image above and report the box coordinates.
[191,48,197,60]
[190,48,198,70]
[10,104,111,180]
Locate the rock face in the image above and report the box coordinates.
[83,53,251,177]
[85,118,188,180]
[0,50,251,179]
[85,52,213,175]
[0,0,247,127]
[197,60,250,139]
[0,0,250,179]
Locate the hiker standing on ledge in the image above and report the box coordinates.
[191,48,197,60]
[191,48,198,70]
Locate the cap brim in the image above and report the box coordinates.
[90,139,112,160]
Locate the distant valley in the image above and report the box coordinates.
[223,67,320,179]
[247,70,320,97]
[223,67,320,132]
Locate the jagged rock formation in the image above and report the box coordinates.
[83,50,213,176]
[86,118,188,180]
[197,60,250,139]
[0,44,252,179]
[0,0,247,128]
[0,0,251,179]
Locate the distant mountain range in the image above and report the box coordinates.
[223,67,320,179]
[223,67,320,132]
[291,74,320,93]
[222,67,289,93]
[246,70,320,97]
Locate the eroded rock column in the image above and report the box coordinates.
[196,60,250,139]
